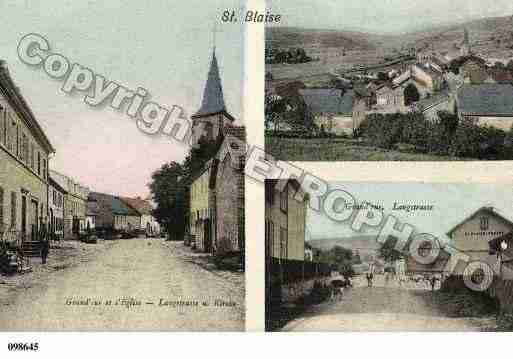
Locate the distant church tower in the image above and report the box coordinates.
[191,48,235,148]
[460,28,471,56]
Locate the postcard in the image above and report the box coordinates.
[0,0,245,331]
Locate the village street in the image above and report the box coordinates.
[0,239,244,331]
[282,275,498,331]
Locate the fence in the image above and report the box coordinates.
[269,257,331,284]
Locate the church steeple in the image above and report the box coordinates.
[192,50,227,118]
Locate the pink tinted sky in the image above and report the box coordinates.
[0,0,243,198]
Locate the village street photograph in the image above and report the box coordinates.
[265,0,513,161]
[265,180,513,331]
[0,0,245,331]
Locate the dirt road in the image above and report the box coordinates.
[282,277,496,331]
[0,238,244,331]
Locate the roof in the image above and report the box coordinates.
[49,176,67,194]
[266,179,309,202]
[457,84,513,116]
[447,206,513,237]
[415,92,451,112]
[298,88,354,116]
[89,192,139,216]
[192,50,233,121]
[119,196,153,215]
[0,61,55,153]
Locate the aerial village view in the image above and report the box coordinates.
[0,1,245,331]
[265,3,513,161]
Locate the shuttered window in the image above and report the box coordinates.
[10,191,17,229]
[0,186,4,229]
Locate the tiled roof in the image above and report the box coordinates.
[119,197,153,215]
[415,92,451,112]
[457,84,513,116]
[89,192,139,216]
[299,88,354,115]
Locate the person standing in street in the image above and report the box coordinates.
[41,240,49,264]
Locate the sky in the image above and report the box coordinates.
[307,182,513,244]
[0,0,243,197]
[267,0,513,34]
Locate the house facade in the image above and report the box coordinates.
[189,161,215,252]
[447,207,513,275]
[88,192,140,232]
[265,179,308,261]
[0,60,54,241]
[120,196,160,236]
[299,88,355,135]
[213,126,246,255]
[50,170,89,238]
[48,176,65,239]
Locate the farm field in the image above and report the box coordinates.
[265,137,462,161]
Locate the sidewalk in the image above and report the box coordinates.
[0,240,114,307]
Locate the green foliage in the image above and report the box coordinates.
[357,111,513,160]
[149,161,186,241]
[404,83,420,106]
[378,237,405,263]
[317,245,356,277]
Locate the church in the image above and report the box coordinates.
[187,48,246,264]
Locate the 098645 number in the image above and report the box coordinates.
[7,342,39,351]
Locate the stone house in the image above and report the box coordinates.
[189,162,214,252]
[456,84,513,131]
[120,196,160,236]
[88,192,140,232]
[0,60,55,241]
[85,199,99,231]
[50,170,89,238]
[48,175,65,239]
[411,63,443,92]
[298,88,355,135]
[212,126,245,255]
[447,206,513,275]
[265,179,308,261]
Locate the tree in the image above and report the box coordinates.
[403,83,420,106]
[149,161,186,241]
[378,237,405,263]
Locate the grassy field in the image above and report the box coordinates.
[265,137,463,161]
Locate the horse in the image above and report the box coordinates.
[330,278,352,301]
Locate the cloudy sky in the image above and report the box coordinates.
[0,0,243,197]
[268,0,513,34]
[307,182,513,244]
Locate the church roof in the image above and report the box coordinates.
[192,51,232,120]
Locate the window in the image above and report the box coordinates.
[10,191,17,229]
[480,216,489,231]
[22,133,28,163]
[280,184,288,213]
[265,220,274,257]
[37,152,41,175]
[280,227,288,259]
[0,106,5,146]
[0,186,4,228]
[30,143,34,169]
[42,158,47,180]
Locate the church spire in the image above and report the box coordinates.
[192,48,227,118]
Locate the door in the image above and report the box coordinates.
[29,199,38,240]
[204,219,212,253]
